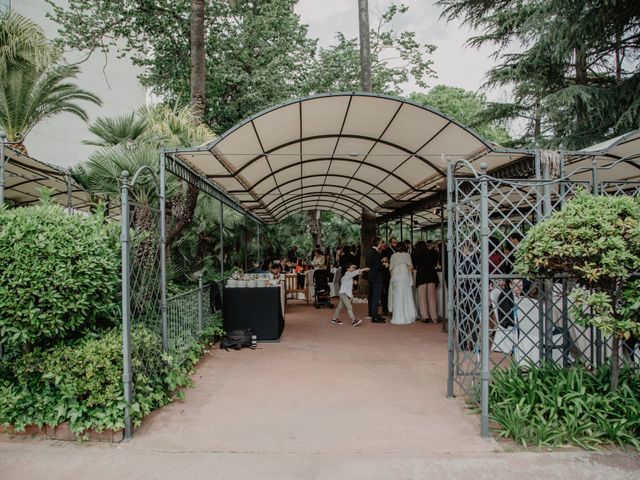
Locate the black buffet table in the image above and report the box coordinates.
[223,287,284,341]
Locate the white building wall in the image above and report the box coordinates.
[13,0,147,168]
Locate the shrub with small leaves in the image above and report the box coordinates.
[0,325,222,434]
[0,200,120,351]
[515,191,640,391]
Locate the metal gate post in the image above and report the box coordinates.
[541,153,555,362]
[0,131,6,205]
[440,203,447,332]
[159,149,168,352]
[446,160,455,398]
[120,171,133,440]
[66,175,73,213]
[244,215,248,271]
[257,223,261,269]
[479,163,491,438]
[219,200,224,306]
[410,213,414,245]
[591,157,603,364]
[197,273,204,332]
[534,151,546,363]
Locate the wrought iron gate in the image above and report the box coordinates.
[446,155,640,437]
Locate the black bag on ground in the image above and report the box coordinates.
[220,329,255,351]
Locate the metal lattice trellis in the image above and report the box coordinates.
[446,155,640,437]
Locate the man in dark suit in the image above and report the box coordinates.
[366,236,386,323]
[380,237,398,316]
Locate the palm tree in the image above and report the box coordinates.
[0,63,102,154]
[76,104,214,227]
[0,11,55,76]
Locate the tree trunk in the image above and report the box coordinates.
[533,99,541,145]
[7,142,28,155]
[308,209,322,246]
[574,46,588,134]
[190,0,206,121]
[610,336,620,392]
[167,0,205,244]
[358,206,377,294]
[358,0,372,92]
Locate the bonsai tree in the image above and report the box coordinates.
[514,191,640,391]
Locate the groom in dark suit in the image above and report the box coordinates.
[366,236,386,323]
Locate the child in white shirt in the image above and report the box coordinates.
[331,264,369,327]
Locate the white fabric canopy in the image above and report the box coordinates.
[4,147,94,212]
[171,93,531,223]
[565,129,640,186]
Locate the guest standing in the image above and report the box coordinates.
[413,240,439,322]
[388,245,417,324]
[365,236,386,323]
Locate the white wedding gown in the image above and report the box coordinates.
[388,252,417,325]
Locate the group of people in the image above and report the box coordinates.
[331,236,444,327]
[257,237,444,328]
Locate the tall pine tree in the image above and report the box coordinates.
[439,0,640,148]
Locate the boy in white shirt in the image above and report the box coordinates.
[331,263,369,327]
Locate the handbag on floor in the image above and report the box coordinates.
[220,329,256,351]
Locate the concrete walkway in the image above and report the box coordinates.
[2,301,639,479]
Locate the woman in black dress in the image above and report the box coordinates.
[414,240,439,322]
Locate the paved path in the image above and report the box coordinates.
[2,301,638,479]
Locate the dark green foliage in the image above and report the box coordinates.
[515,192,640,391]
[490,363,640,449]
[0,201,120,351]
[410,86,511,145]
[515,192,640,338]
[48,1,435,132]
[438,0,640,148]
[303,4,436,96]
[0,321,224,435]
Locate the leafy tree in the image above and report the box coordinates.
[410,86,511,145]
[304,4,436,95]
[438,0,640,148]
[48,1,437,131]
[514,192,640,391]
[47,0,316,133]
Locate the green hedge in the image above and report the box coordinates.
[0,325,222,435]
[0,202,120,351]
[490,363,640,449]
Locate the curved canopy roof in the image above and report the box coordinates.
[171,92,531,223]
[566,128,640,184]
[4,147,93,212]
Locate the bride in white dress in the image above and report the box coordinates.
[388,246,417,325]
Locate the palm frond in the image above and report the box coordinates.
[0,11,57,75]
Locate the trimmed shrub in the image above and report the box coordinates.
[0,201,120,351]
[0,326,219,434]
[515,191,640,390]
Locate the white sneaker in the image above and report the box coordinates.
[352,319,363,327]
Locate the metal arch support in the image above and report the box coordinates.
[255,173,396,205]
[159,150,168,353]
[227,156,417,193]
[165,152,264,225]
[224,133,447,178]
[0,133,5,205]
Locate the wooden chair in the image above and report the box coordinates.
[285,273,309,304]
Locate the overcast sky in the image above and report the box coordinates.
[295,0,509,101]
